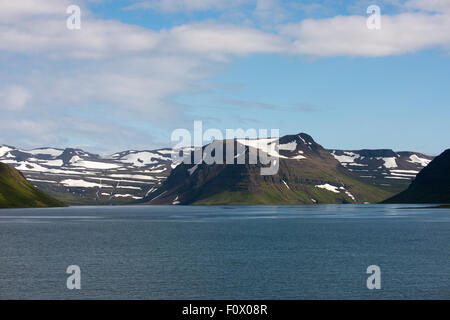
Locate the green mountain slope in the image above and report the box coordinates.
[142,134,392,205]
[0,162,66,208]
[384,149,450,204]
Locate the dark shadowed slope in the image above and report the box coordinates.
[0,162,66,208]
[384,149,450,204]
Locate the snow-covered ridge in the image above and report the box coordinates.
[330,149,433,182]
[0,146,13,157]
[25,148,64,157]
[0,144,174,203]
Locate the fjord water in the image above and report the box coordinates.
[0,205,448,299]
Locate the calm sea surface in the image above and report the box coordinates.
[0,204,448,299]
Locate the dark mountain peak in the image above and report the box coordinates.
[414,148,450,183]
[280,133,317,145]
[57,148,98,165]
[298,132,315,142]
[384,148,450,204]
[279,133,324,158]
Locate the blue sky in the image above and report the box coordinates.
[180,50,450,154]
[0,0,449,155]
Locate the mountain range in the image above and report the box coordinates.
[0,145,174,204]
[142,133,433,205]
[0,133,436,205]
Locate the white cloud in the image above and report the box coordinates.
[0,0,68,22]
[281,12,450,57]
[0,18,160,59]
[0,86,32,111]
[164,23,288,56]
[2,1,450,59]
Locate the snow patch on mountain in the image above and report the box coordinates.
[5,160,86,175]
[116,186,142,190]
[70,157,121,169]
[236,138,288,159]
[347,163,368,167]
[390,172,416,177]
[145,187,158,197]
[315,183,340,193]
[38,159,63,167]
[377,157,398,168]
[385,176,411,180]
[25,148,64,157]
[109,174,156,181]
[408,154,431,167]
[331,151,360,164]
[390,169,419,174]
[28,178,57,184]
[290,154,306,160]
[172,196,180,205]
[0,146,13,157]
[279,141,297,151]
[113,194,143,200]
[119,152,163,167]
[60,179,112,188]
[344,190,356,201]
[315,183,356,201]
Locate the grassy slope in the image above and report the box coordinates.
[192,173,391,205]
[0,163,66,208]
